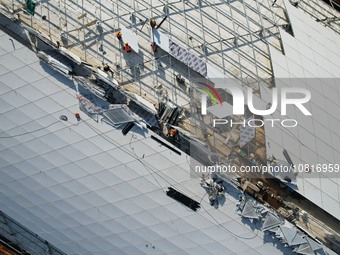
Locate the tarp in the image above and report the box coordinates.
[169,39,207,77]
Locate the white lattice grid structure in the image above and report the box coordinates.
[0,0,294,162]
[1,0,289,101]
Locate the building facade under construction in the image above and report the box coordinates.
[0,0,339,254]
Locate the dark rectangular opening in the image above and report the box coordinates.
[166,187,201,212]
[122,122,135,135]
[150,135,181,155]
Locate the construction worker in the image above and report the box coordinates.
[103,63,114,76]
[150,19,156,28]
[115,31,122,40]
[151,42,157,52]
[168,128,177,140]
[123,42,132,53]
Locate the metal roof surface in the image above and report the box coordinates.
[264,0,340,220]
[0,0,339,253]
[0,30,295,255]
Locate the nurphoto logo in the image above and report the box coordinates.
[200,81,311,128]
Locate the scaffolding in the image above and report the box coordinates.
[295,0,340,34]
[0,0,289,95]
[0,0,338,163]
[0,2,340,254]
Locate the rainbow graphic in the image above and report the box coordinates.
[197,82,223,106]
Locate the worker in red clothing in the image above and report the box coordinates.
[168,128,177,140]
[115,31,122,40]
[124,42,132,53]
[151,42,157,52]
